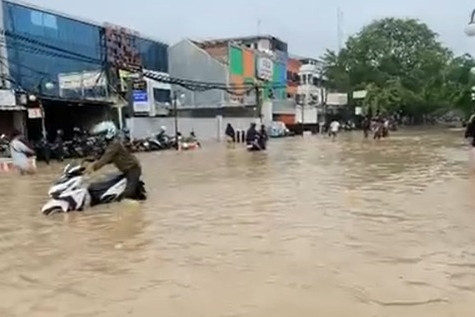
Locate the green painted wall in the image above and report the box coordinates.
[229,46,243,75]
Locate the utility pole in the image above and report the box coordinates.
[337,8,344,53]
[255,84,262,123]
[301,93,305,136]
[319,67,326,125]
[173,90,179,150]
[38,83,47,140]
[32,79,48,140]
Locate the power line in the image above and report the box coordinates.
[3,30,103,64]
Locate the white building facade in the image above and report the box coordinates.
[295,58,326,124]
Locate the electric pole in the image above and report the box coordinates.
[255,84,262,123]
[337,7,344,53]
[173,91,179,150]
[301,93,305,136]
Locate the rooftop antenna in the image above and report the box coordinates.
[257,19,262,35]
[337,7,343,52]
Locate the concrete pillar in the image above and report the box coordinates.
[261,100,273,125]
[13,111,26,135]
[216,115,223,142]
[0,4,10,89]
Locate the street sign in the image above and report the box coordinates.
[28,108,43,119]
[132,90,149,113]
[353,90,367,99]
[256,57,274,81]
[133,91,148,102]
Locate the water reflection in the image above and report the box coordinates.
[1,130,475,316]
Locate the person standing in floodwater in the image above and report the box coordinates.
[225,123,236,146]
[465,113,475,168]
[9,129,36,175]
[259,124,268,150]
[373,119,384,140]
[362,116,371,139]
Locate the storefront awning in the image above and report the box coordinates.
[0,105,26,111]
[40,96,114,107]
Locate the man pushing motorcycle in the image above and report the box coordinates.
[84,121,144,201]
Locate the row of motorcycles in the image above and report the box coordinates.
[33,128,194,163]
[125,130,180,152]
[34,131,107,163]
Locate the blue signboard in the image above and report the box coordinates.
[133,90,148,102]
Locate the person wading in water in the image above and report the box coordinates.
[362,116,371,139]
[85,122,144,202]
[9,129,36,175]
[465,113,475,169]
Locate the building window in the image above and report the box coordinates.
[313,76,320,86]
[30,11,57,29]
[30,11,42,26]
[4,2,105,98]
[153,88,171,103]
[43,13,58,29]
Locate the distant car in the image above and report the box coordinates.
[268,121,290,138]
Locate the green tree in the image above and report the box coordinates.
[322,17,464,121]
[442,54,475,117]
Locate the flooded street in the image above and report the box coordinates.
[2,129,475,317]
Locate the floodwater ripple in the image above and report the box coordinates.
[0,130,475,316]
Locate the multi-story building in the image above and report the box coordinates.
[0,0,170,140]
[198,35,288,103]
[297,58,325,106]
[168,35,290,126]
[294,57,326,125]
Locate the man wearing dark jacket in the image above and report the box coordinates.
[246,123,258,145]
[86,122,142,200]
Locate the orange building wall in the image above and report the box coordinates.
[229,74,245,102]
[243,48,255,78]
[274,114,295,125]
[287,58,301,96]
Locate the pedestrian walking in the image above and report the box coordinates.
[329,120,340,140]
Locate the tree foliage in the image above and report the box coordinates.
[322,18,475,119]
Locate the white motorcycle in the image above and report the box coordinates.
[41,163,146,215]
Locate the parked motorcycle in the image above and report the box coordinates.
[34,138,51,164]
[41,162,147,215]
[0,134,10,157]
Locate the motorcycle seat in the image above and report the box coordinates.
[88,173,124,194]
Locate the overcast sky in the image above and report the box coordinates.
[27,0,475,58]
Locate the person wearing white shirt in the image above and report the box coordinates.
[329,120,341,139]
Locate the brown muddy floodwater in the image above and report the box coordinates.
[0,129,475,317]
